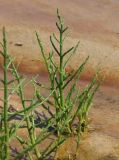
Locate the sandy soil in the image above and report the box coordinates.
[0,71,119,159]
[0,0,119,159]
[0,0,119,87]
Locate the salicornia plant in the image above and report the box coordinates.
[0,9,100,160]
[0,27,10,160]
[0,28,66,160]
[36,9,100,139]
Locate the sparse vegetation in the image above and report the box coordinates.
[0,10,99,160]
[36,9,99,138]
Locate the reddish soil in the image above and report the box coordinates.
[0,0,119,159]
[0,0,119,87]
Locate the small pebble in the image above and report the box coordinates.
[14,43,23,47]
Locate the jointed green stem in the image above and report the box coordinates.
[59,28,64,110]
[11,63,41,159]
[3,27,9,160]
